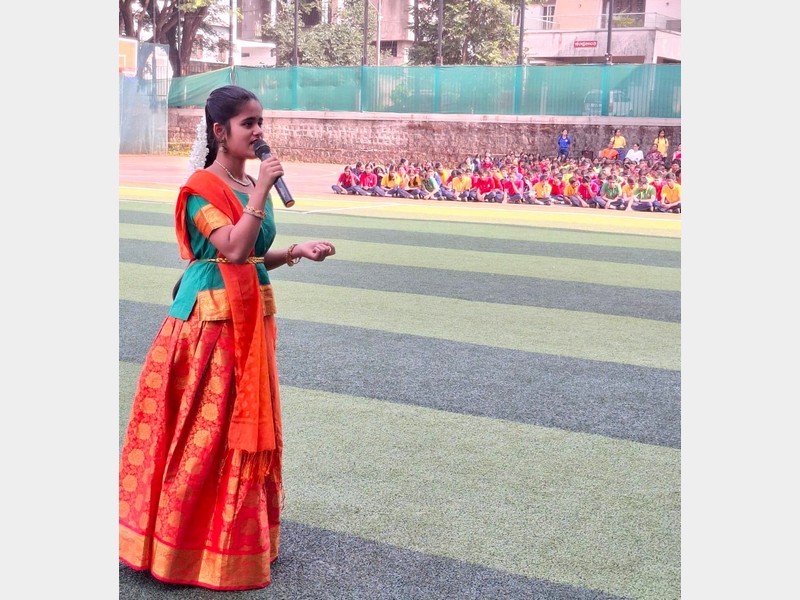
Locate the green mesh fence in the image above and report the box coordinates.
[167,64,680,118]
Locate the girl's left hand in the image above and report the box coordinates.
[296,240,336,262]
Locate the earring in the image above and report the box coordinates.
[219,138,228,153]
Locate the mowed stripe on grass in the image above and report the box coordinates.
[120,222,679,291]
[120,262,679,370]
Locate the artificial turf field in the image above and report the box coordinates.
[119,188,681,600]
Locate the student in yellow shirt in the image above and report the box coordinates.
[653,129,670,158]
[658,173,681,213]
[610,128,627,158]
[564,176,588,208]
[450,169,475,202]
[381,165,413,198]
[530,178,552,205]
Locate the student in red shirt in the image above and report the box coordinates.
[358,164,387,196]
[548,174,568,205]
[332,165,370,195]
[474,168,502,202]
[577,176,598,208]
[500,169,524,204]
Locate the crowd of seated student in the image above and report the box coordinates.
[329,150,681,213]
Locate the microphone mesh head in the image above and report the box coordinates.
[254,139,270,160]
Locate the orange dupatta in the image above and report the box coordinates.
[175,170,276,480]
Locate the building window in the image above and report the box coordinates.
[380,40,398,57]
[543,5,555,30]
[602,0,646,27]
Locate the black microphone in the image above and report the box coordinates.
[253,139,295,208]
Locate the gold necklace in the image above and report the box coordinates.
[215,160,251,187]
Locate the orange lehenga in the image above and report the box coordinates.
[119,171,284,590]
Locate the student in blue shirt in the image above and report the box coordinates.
[557,129,573,162]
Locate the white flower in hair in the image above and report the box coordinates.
[188,118,209,173]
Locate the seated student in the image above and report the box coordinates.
[433,164,457,200]
[609,176,636,210]
[600,142,619,162]
[624,143,644,163]
[399,166,424,198]
[381,165,413,198]
[629,176,658,211]
[405,167,427,198]
[669,160,682,185]
[576,175,597,208]
[434,162,451,189]
[651,171,665,203]
[645,144,664,165]
[499,168,525,204]
[359,164,387,196]
[529,176,552,205]
[599,174,622,209]
[548,173,568,205]
[450,168,476,202]
[671,144,682,164]
[353,161,365,180]
[473,168,502,202]
[657,172,682,213]
[332,164,370,195]
[564,176,588,208]
[420,168,443,200]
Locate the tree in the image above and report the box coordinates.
[119,0,232,77]
[408,0,541,66]
[262,0,378,67]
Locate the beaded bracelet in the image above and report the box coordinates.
[286,243,300,267]
[243,205,266,219]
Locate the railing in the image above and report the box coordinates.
[526,12,681,32]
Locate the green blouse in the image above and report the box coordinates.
[169,190,277,320]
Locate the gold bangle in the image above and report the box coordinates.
[243,205,266,219]
[286,243,300,266]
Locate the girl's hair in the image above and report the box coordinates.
[203,85,259,168]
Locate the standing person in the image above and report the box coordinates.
[653,129,670,159]
[556,128,573,162]
[118,85,336,591]
[610,128,627,159]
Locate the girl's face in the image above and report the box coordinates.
[218,99,264,159]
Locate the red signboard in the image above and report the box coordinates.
[574,40,598,48]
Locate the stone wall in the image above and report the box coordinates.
[169,108,680,166]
